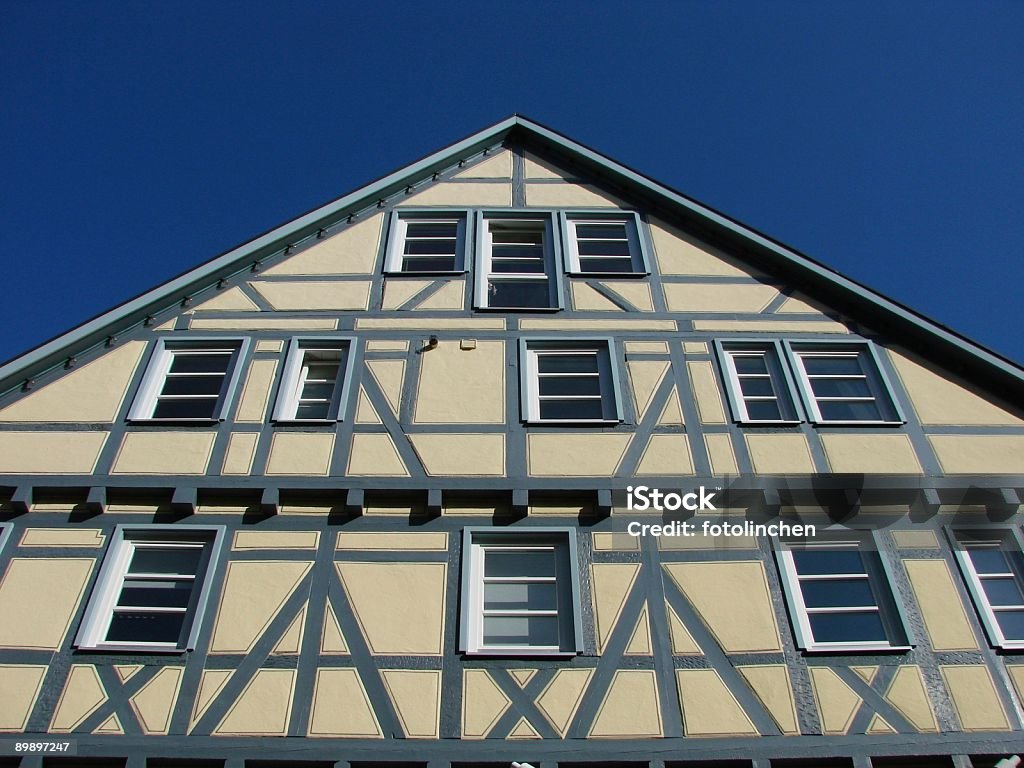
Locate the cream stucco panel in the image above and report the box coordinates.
[366,359,406,416]
[381,669,441,738]
[902,559,978,651]
[414,340,505,424]
[602,281,655,312]
[209,561,312,654]
[214,668,296,736]
[462,669,511,739]
[354,387,382,424]
[687,361,727,424]
[250,280,371,311]
[410,434,507,475]
[0,431,108,474]
[928,435,1024,474]
[397,182,511,207]
[337,562,446,655]
[705,433,740,475]
[737,665,800,735]
[692,319,849,334]
[588,670,663,738]
[624,605,653,655]
[524,152,573,180]
[590,563,640,654]
[190,317,338,331]
[365,340,409,352]
[272,608,306,655]
[0,665,47,732]
[189,286,260,312]
[338,532,448,551]
[666,604,702,654]
[453,149,512,178]
[677,669,759,737]
[234,359,278,422]
[50,665,106,732]
[382,279,431,310]
[656,388,685,425]
[221,432,259,475]
[808,667,861,735]
[775,293,829,315]
[649,218,757,277]
[525,182,626,208]
[820,434,923,474]
[663,562,783,653]
[190,670,233,731]
[508,717,542,739]
[415,279,465,310]
[308,668,382,738]
[509,669,538,688]
[0,558,94,650]
[232,531,320,551]
[891,530,940,550]
[940,665,1011,731]
[129,666,183,735]
[321,603,348,654]
[264,432,335,476]
[624,341,669,354]
[111,432,216,475]
[527,433,632,476]
[254,339,284,353]
[346,433,410,476]
[745,434,815,474]
[684,341,709,354]
[534,669,592,738]
[263,214,383,275]
[19,529,104,547]
[519,318,675,332]
[884,666,939,732]
[635,433,695,475]
[93,714,124,734]
[571,282,622,311]
[0,341,145,423]
[627,360,669,421]
[357,317,505,330]
[664,283,780,313]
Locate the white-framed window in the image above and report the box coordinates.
[776,534,911,652]
[459,528,582,656]
[520,339,622,423]
[272,338,353,422]
[75,525,224,652]
[717,341,801,423]
[562,211,648,275]
[384,210,469,274]
[128,339,248,422]
[950,528,1024,649]
[475,211,561,310]
[785,342,903,425]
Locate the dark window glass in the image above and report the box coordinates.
[106,611,186,643]
[791,548,866,576]
[808,611,887,643]
[487,280,551,308]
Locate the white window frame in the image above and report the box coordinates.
[775,533,912,652]
[949,527,1024,650]
[128,338,249,423]
[561,210,649,275]
[271,337,355,423]
[459,528,583,656]
[384,209,470,274]
[474,210,563,310]
[716,340,802,424]
[0,523,11,554]
[520,338,623,424]
[75,525,225,653]
[784,341,904,425]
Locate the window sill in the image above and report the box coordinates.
[523,419,622,426]
[801,644,912,654]
[126,418,221,426]
[735,419,803,427]
[386,270,467,277]
[810,420,906,427]
[272,419,341,426]
[75,644,189,654]
[569,271,649,278]
[463,649,580,658]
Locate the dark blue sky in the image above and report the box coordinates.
[2,2,1021,365]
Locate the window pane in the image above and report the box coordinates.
[536,354,598,374]
[168,353,232,374]
[159,375,224,397]
[483,615,559,647]
[152,398,219,419]
[106,611,186,643]
[800,578,877,608]
[800,355,864,376]
[738,378,776,397]
[578,258,635,273]
[539,399,605,420]
[982,577,1024,607]
[299,382,336,402]
[406,221,458,238]
[117,580,194,608]
[732,355,769,374]
[490,257,546,274]
[487,280,551,308]
[491,226,543,245]
[577,240,632,257]
[575,223,627,239]
[484,582,558,611]
[402,256,457,272]
[808,611,887,643]
[791,548,866,576]
[304,361,340,379]
[129,546,203,576]
[809,378,873,398]
[538,376,602,397]
[818,400,884,421]
[295,402,331,420]
[484,549,556,578]
[996,610,1024,641]
[745,400,783,421]
[968,548,1011,575]
[404,239,457,256]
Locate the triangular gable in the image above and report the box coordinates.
[1,115,1020,405]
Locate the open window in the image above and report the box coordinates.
[460,528,583,656]
[272,338,354,422]
[950,528,1024,650]
[716,340,802,424]
[475,211,562,310]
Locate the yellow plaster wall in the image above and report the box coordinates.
[535,668,593,737]
[519,318,674,332]
[885,666,938,732]
[264,432,335,476]
[249,280,371,311]
[129,666,183,735]
[462,669,511,739]
[0,665,47,732]
[365,340,409,352]
[928,435,1024,474]
[338,532,448,551]
[649,218,756,277]
[525,182,625,208]
[888,348,1024,425]
[50,665,106,732]
[635,433,694,475]
[365,359,405,416]
[357,317,505,330]
[0,431,108,474]
[624,341,669,354]
[409,433,506,476]
[381,669,441,738]
[415,279,465,310]
[627,360,669,421]
[601,281,655,312]
[677,669,758,737]
[346,433,410,476]
[190,317,338,331]
[337,562,446,655]
[940,665,1011,731]
[190,669,233,731]
[454,149,512,178]
[524,153,572,180]
[588,670,663,738]
[234,359,278,423]
[527,433,632,476]
[737,665,799,735]
[571,282,622,311]
[19,529,104,547]
[663,562,782,652]
[398,182,511,207]
[110,432,216,475]
[687,361,727,424]
[221,432,259,475]
[820,434,923,474]
[808,667,861,735]
[891,530,940,550]
[663,283,780,313]
[0,341,145,423]
[308,668,382,738]
[902,559,978,651]
[232,531,320,550]
[413,340,505,423]
[263,214,383,276]
[0,558,94,650]
[209,560,312,654]
[745,433,815,474]
[590,563,640,653]
[213,668,296,736]
[705,433,740,475]
[189,286,260,312]
[691,319,848,334]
